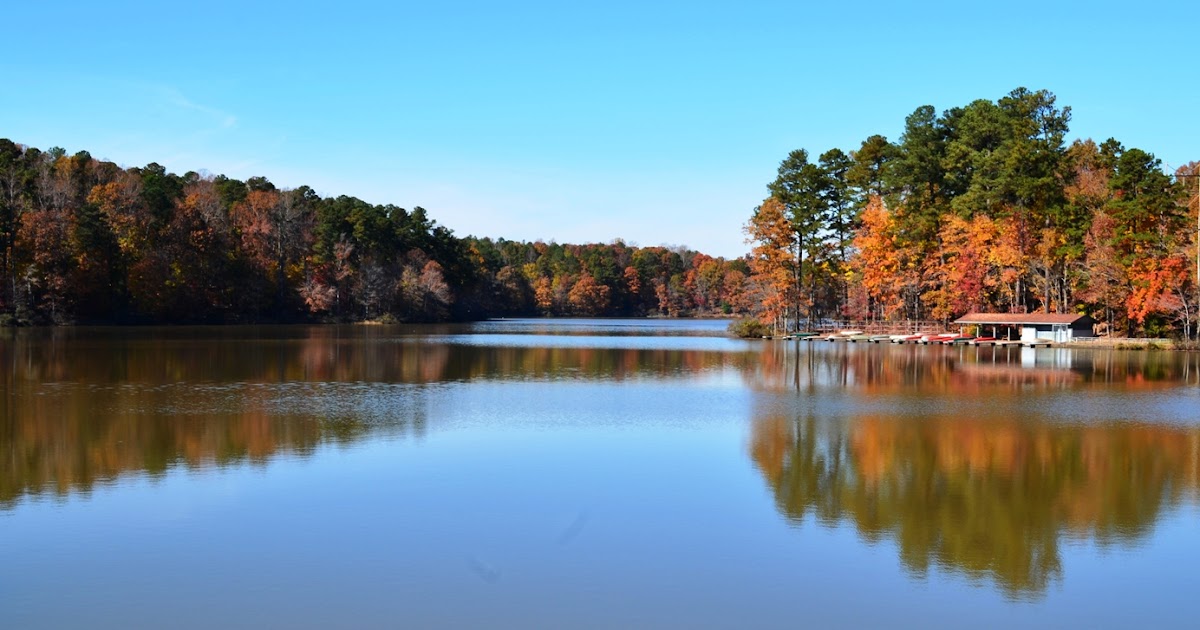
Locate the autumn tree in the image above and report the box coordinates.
[0,140,32,313]
[567,273,611,315]
[851,196,905,320]
[231,187,315,314]
[745,197,796,333]
[17,150,79,322]
[399,257,452,320]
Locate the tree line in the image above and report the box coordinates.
[745,87,1199,338]
[0,139,749,325]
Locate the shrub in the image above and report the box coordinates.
[729,318,770,338]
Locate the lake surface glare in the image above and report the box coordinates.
[3,319,1200,628]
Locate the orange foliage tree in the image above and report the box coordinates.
[850,197,904,320]
[744,197,796,332]
[567,273,612,315]
[1126,255,1188,326]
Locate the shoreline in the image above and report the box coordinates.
[752,334,1196,351]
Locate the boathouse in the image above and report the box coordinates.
[953,313,1095,343]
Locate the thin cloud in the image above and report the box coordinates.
[159,86,238,129]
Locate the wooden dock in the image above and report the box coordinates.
[762,322,1058,349]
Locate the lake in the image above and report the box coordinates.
[3,320,1200,628]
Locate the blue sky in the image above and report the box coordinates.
[4,1,1197,258]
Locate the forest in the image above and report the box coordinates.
[745,87,1199,339]
[3,87,1196,335]
[0,139,749,324]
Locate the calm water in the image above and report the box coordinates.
[3,320,1200,628]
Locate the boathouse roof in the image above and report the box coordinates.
[953,312,1093,326]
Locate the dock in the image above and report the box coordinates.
[972,339,1022,347]
[756,321,1067,349]
[766,332,1054,348]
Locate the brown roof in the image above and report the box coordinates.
[954,312,1092,325]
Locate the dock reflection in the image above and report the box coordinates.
[742,340,1199,392]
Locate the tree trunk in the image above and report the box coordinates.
[1044,266,1052,313]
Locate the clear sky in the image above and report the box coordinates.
[4,1,1197,258]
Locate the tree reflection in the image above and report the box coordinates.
[1,325,746,387]
[1,327,747,507]
[750,413,1200,598]
[0,393,363,510]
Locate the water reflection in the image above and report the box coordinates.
[1,325,748,386]
[747,342,1200,598]
[5,324,1200,589]
[746,341,1200,392]
[1,327,751,508]
[750,396,1200,597]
